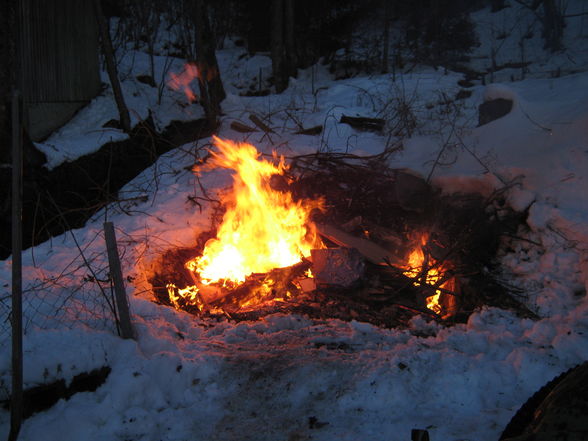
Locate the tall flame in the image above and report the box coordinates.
[403,233,454,315]
[187,136,322,286]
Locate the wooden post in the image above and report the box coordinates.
[103,222,134,339]
[9,89,23,441]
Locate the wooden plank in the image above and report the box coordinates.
[316,223,401,266]
[103,222,135,340]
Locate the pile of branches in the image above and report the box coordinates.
[150,151,537,327]
[288,151,536,321]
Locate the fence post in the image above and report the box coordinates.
[103,222,134,339]
[9,89,23,441]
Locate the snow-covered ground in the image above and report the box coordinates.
[469,0,588,82]
[2,4,588,441]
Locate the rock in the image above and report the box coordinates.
[102,118,121,129]
[478,98,513,126]
[136,74,156,87]
[311,247,365,288]
[455,89,473,100]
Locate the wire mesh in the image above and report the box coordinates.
[0,228,122,349]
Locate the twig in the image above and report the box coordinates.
[390,303,441,320]
[45,193,117,317]
[455,132,509,186]
[426,124,456,183]
[519,103,552,134]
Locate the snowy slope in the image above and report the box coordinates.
[2,7,588,441]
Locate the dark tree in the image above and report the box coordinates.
[381,0,392,73]
[541,0,564,52]
[192,0,226,124]
[171,0,226,123]
[401,0,480,66]
[0,0,17,150]
[270,0,297,93]
[224,0,370,89]
[93,0,132,133]
[126,0,164,82]
[515,0,565,52]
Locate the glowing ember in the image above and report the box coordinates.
[170,137,323,309]
[402,233,454,315]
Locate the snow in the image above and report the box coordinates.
[2,4,588,441]
[469,0,588,81]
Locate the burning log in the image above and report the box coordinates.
[297,277,316,293]
[206,260,312,313]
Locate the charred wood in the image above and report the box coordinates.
[339,115,385,132]
[294,125,323,136]
[230,121,258,133]
[248,114,275,134]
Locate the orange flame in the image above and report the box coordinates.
[168,137,322,310]
[168,63,200,102]
[168,62,220,103]
[403,234,454,315]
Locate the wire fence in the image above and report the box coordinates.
[0,224,131,429]
[0,229,122,347]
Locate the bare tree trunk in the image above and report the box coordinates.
[271,0,287,93]
[271,0,298,93]
[429,1,442,65]
[381,0,391,73]
[147,7,160,82]
[284,0,296,74]
[193,0,226,125]
[542,0,564,52]
[0,0,17,155]
[93,0,131,133]
[516,0,564,52]
[8,90,23,441]
[129,0,161,83]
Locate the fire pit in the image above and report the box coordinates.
[148,137,534,327]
